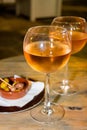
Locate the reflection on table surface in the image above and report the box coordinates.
[0,54,87,130]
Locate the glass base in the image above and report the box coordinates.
[30,103,64,124]
[52,80,78,96]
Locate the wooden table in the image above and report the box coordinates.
[0,54,87,130]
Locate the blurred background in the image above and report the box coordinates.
[0,0,87,59]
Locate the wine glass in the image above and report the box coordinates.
[51,16,87,95]
[23,25,71,124]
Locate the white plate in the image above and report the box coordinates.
[0,81,44,114]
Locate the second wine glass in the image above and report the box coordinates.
[51,16,87,95]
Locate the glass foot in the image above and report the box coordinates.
[52,80,78,96]
[30,103,64,124]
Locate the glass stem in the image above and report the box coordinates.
[63,63,69,83]
[62,63,69,93]
[42,73,53,115]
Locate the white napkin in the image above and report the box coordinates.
[0,82,44,107]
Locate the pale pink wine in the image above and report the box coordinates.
[71,31,87,54]
[24,41,71,73]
